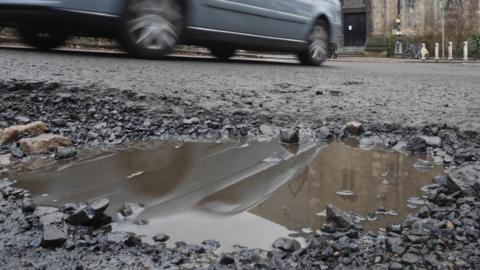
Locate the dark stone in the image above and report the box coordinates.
[346,230,359,239]
[22,200,36,213]
[280,128,299,144]
[124,235,142,247]
[41,225,67,248]
[219,255,235,265]
[272,237,301,252]
[66,206,91,226]
[153,234,170,243]
[54,147,78,160]
[326,204,356,229]
[447,165,480,198]
[407,136,427,153]
[66,200,111,227]
[417,206,429,218]
[322,222,337,233]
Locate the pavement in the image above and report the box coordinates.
[0,46,479,131]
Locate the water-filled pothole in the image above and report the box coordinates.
[15,139,443,251]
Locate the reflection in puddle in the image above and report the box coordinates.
[15,140,443,251]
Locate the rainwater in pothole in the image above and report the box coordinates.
[15,139,444,252]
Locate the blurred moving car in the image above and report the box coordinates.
[0,0,341,65]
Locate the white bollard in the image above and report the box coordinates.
[435,43,440,61]
[421,43,427,61]
[448,42,453,61]
[464,41,468,61]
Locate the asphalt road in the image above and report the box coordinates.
[1,47,479,131]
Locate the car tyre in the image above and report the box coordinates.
[19,29,67,50]
[298,21,329,66]
[209,47,236,60]
[119,0,183,59]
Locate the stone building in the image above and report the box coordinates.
[339,0,480,54]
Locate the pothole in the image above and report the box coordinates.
[14,139,443,252]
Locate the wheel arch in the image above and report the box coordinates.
[305,14,332,43]
[121,0,188,16]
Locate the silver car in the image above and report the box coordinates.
[0,0,341,65]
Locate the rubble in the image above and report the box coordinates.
[272,237,301,252]
[41,225,67,249]
[18,134,72,155]
[326,204,357,229]
[0,121,47,144]
[447,164,480,197]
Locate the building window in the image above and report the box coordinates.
[406,0,415,8]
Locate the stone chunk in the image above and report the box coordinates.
[316,126,332,140]
[272,237,301,252]
[407,136,427,153]
[219,255,235,265]
[118,202,145,221]
[153,234,170,243]
[0,121,47,145]
[54,147,78,160]
[66,198,111,226]
[18,134,72,155]
[280,128,299,144]
[447,165,480,197]
[66,206,91,226]
[90,198,110,215]
[402,253,421,264]
[346,121,363,135]
[0,154,11,166]
[418,136,442,147]
[41,225,67,248]
[326,204,356,229]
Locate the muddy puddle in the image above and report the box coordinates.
[15,139,443,251]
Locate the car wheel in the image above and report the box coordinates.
[19,29,67,50]
[298,21,329,66]
[209,47,236,60]
[120,0,183,59]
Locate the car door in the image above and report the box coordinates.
[55,0,121,15]
[188,0,278,37]
[268,0,314,40]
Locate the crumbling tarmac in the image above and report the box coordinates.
[1,80,480,269]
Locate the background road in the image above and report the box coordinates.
[1,48,479,130]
